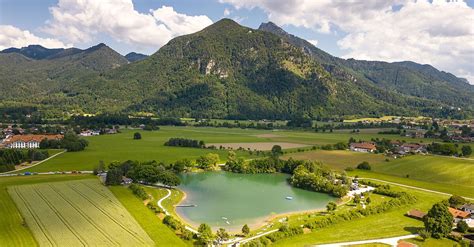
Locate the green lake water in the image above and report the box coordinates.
[176,172,335,231]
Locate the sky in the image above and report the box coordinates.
[0,0,473,83]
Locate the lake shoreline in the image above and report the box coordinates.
[172,171,344,233]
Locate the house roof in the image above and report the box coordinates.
[4,134,63,144]
[462,203,474,211]
[350,142,376,150]
[407,209,427,219]
[401,143,423,149]
[449,207,471,219]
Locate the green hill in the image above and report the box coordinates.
[0,19,472,119]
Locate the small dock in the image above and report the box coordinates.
[176,204,197,207]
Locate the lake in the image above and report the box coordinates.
[176,172,335,231]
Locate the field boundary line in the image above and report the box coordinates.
[1,150,66,174]
[11,186,56,247]
[359,177,474,200]
[33,184,87,246]
[66,183,151,245]
[48,184,118,246]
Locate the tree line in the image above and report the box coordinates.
[164,138,205,148]
[40,132,89,152]
[0,149,49,172]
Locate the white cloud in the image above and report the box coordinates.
[223,8,231,16]
[308,39,318,46]
[220,0,474,84]
[0,25,71,50]
[43,0,213,49]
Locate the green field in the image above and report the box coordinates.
[0,175,92,247]
[22,126,437,173]
[9,179,154,246]
[110,186,188,246]
[284,150,474,198]
[273,183,449,246]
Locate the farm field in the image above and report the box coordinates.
[110,186,189,246]
[208,142,309,150]
[282,150,387,171]
[0,174,92,247]
[21,126,438,173]
[273,183,449,246]
[8,179,154,246]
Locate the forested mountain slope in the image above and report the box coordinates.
[0,19,472,119]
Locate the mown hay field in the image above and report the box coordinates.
[8,179,154,247]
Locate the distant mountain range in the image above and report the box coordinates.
[0,19,472,119]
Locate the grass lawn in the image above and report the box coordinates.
[110,186,189,247]
[371,155,474,187]
[273,183,449,246]
[0,174,93,247]
[143,186,185,221]
[9,179,154,246]
[349,170,474,198]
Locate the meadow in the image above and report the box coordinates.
[21,126,436,173]
[8,179,154,246]
[110,186,188,246]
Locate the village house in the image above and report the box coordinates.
[4,134,63,149]
[350,142,376,153]
[400,143,426,154]
[461,203,474,214]
[449,207,472,226]
[79,130,100,137]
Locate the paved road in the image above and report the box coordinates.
[157,188,171,216]
[315,234,419,247]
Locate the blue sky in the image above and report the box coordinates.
[0,0,473,83]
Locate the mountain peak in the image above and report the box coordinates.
[200,18,242,33]
[258,21,288,36]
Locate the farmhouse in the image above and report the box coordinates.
[4,134,63,149]
[461,203,474,214]
[80,130,100,136]
[406,209,426,220]
[350,142,376,153]
[400,143,426,153]
[449,207,472,226]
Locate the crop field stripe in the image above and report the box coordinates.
[11,186,55,247]
[77,181,122,207]
[32,186,87,246]
[65,183,151,245]
[47,184,119,246]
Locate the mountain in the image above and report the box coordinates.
[0,43,129,114]
[125,52,148,62]
[0,19,472,119]
[258,22,474,117]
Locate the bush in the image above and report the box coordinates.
[129,183,148,200]
[356,161,371,170]
[457,220,469,233]
[133,132,141,140]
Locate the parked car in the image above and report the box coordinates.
[24,172,31,176]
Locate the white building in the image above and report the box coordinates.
[4,135,63,149]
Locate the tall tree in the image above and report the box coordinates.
[198,223,214,245]
[424,202,453,238]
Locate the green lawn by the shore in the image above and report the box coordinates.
[273,183,449,246]
[0,174,93,247]
[110,186,189,247]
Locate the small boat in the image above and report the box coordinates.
[226,221,230,225]
[285,196,293,200]
[221,217,228,220]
